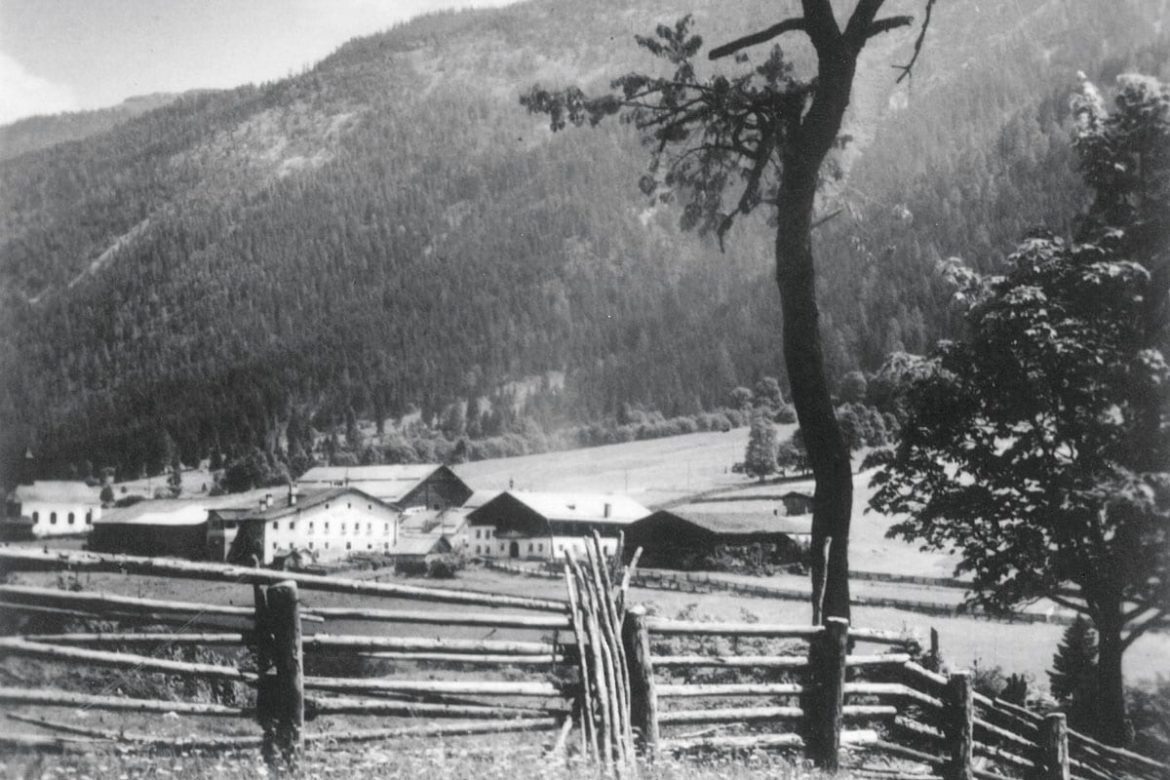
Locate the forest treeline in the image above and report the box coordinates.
[0,0,1166,484]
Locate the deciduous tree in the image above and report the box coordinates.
[871,74,1170,745]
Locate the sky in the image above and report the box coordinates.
[0,0,521,125]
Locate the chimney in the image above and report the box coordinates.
[603,503,611,519]
[289,483,299,506]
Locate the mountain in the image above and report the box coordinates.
[0,93,186,162]
[1,0,1167,482]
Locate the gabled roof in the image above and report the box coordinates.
[98,500,210,527]
[473,491,651,525]
[647,506,813,537]
[393,534,452,556]
[12,481,101,504]
[217,486,394,522]
[297,464,455,502]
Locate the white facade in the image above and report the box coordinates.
[5,482,102,538]
[208,488,401,565]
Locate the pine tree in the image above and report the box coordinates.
[743,408,778,482]
[1049,615,1099,732]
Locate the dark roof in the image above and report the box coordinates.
[639,508,812,537]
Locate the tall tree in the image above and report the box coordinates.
[871,74,1170,745]
[524,0,934,623]
[744,407,779,481]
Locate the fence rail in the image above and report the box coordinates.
[1,544,1167,780]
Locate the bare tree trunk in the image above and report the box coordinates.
[775,36,859,625]
[1094,597,1132,747]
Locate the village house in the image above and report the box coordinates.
[296,464,472,509]
[3,481,102,539]
[212,485,400,565]
[465,491,651,561]
[623,504,812,571]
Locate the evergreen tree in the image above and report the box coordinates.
[1049,616,1100,732]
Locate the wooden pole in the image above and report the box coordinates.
[945,671,974,780]
[266,581,304,765]
[805,616,849,770]
[622,604,659,757]
[1041,712,1070,780]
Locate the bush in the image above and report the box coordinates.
[426,553,464,579]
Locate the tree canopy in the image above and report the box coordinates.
[870,73,1170,745]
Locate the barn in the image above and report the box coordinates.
[90,500,210,559]
[296,464,472,510]
[623,506,812,571]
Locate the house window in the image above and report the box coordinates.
[367,543,372,550]
[341,523,346,534]
[325,541,330,549]
[367,523,372,534]
[538,543,543,552]
[383,523,389,535]
[476,529,481,539]
[309,522,315,534]
[289,521,296,531]
[325,504,330,510]
[368,504,372,510]
[308,541,314,550]
[347,502,352,510]
[384,542,390,550]
[475,545,481,554]
[31,512,39,524]
[50,513,57,525]
[85,511,92,524]
[274,521,280,531]
[325,522,330,532]
[273,541,278,549]
[68,513,75,525]
[346,541,352,550]
[528,542,534,552]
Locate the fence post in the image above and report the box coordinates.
[621,604,659,756]
[266,581,304,765]
[805,617,848,770]
[945,671,974,780]
[1041,712,1070,780]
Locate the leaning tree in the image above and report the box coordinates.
[524,1,934,622]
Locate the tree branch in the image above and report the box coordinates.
[1047,592,1090,614]
[867,15,914,38]
[844,0,887,43]
[893,0,937,83]
[1122,607,1168,650]
[708,18,807,61]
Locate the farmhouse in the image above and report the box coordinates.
[3,481,102,539]
[215,486,400,565]
[90,500,210,559]
[623,505,812,570]
[466,491,651,561]
[296,464,472,509]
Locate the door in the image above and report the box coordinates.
[509,541,520,559]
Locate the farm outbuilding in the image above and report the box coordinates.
[296,464,472,510]
[623,507,812,571]
[390,534,454,575]
[89,500,209,559]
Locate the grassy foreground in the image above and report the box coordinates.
[2,743,856,780]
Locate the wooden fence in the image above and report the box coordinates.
[1,545,1167,779]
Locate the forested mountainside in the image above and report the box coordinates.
[0,0,1166,482]
[0,93,183,162]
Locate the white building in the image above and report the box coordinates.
[208,486,400,565]
[3,481,102,539]
[465,491,651,561]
